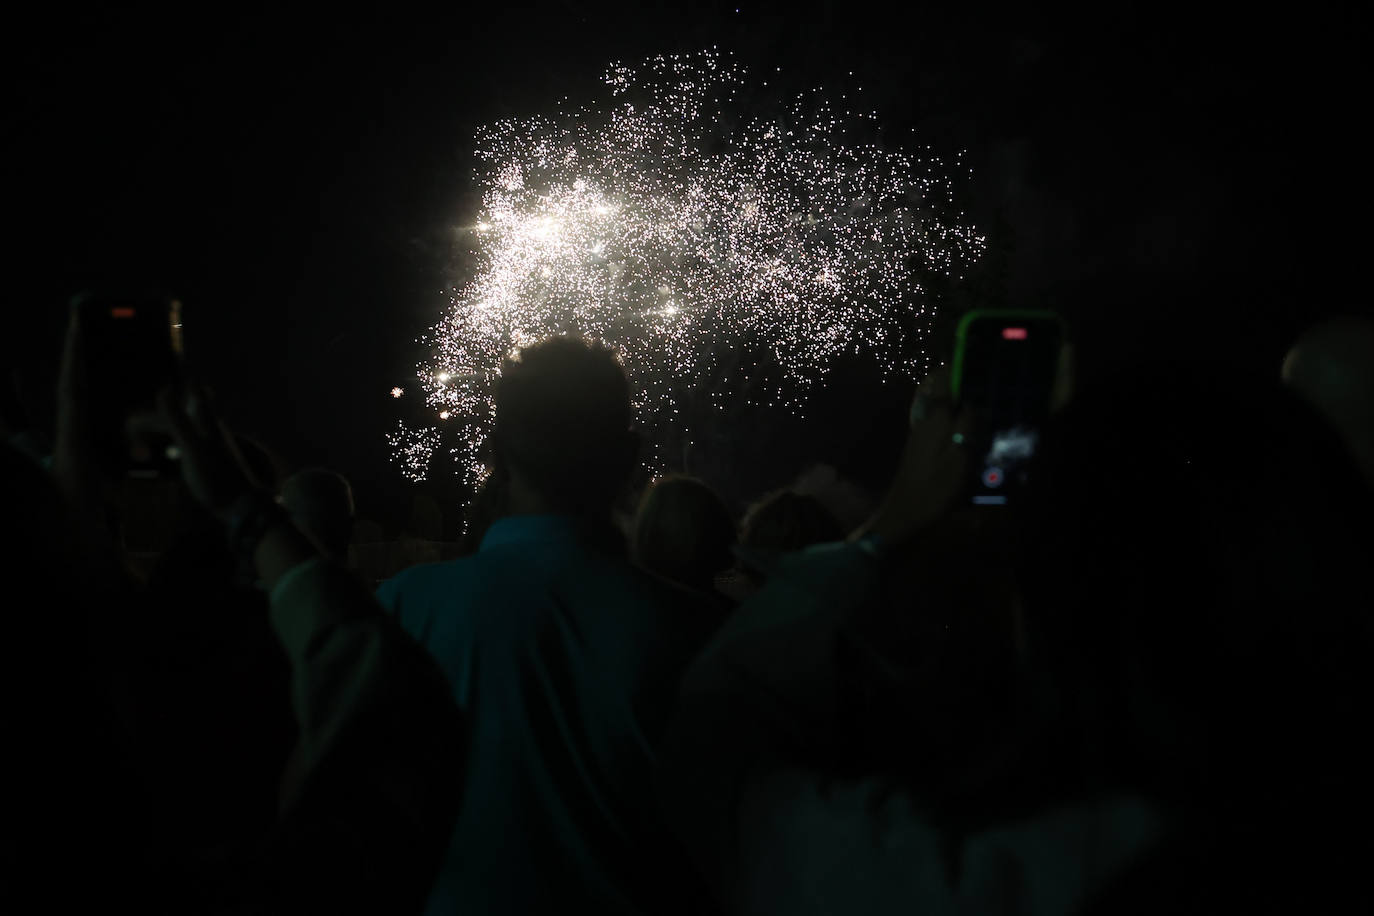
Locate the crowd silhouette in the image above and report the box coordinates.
[3,298,1372,915]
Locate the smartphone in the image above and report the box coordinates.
[74,291,184,477]
[950,309,1063,506]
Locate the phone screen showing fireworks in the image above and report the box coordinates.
[952,311,1062,506]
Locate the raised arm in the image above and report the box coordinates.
[160,382,465,914]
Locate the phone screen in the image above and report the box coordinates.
[951,311,1062,506]
[75,292,184,477]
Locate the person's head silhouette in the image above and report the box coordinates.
[493,336,637,518]
[633,474,736,591]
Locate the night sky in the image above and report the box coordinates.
[11,2,1366,530]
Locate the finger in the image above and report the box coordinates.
[923,396,956,434]
[57,307,86,404]
[909,395,926,426]
[158,383,200,449]
[222,429,257,487]
[907,395,956,452]
[910,392,954,425]
[916,365,951,399]
[183,381,224,442]
[910,366,954,426]
[950,404,977,445]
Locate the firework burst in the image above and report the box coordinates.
[390,49,984,484]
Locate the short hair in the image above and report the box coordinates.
[633,475,736,589]
[493,336,635,513]
[735,490,844,580]
[280,467,355,561]
[740,490,844,555]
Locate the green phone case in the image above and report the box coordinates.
[949,308,1061,400]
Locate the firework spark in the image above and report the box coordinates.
[391,49,984,484]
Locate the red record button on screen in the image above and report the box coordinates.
[1002,326,1027,340]
[982,467,1004,488]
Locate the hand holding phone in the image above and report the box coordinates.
[853,366,974,545]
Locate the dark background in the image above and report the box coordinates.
[10,2,1366,532]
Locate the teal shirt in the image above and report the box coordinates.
[377,515,716,916]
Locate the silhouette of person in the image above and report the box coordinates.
[377,336,719,915]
